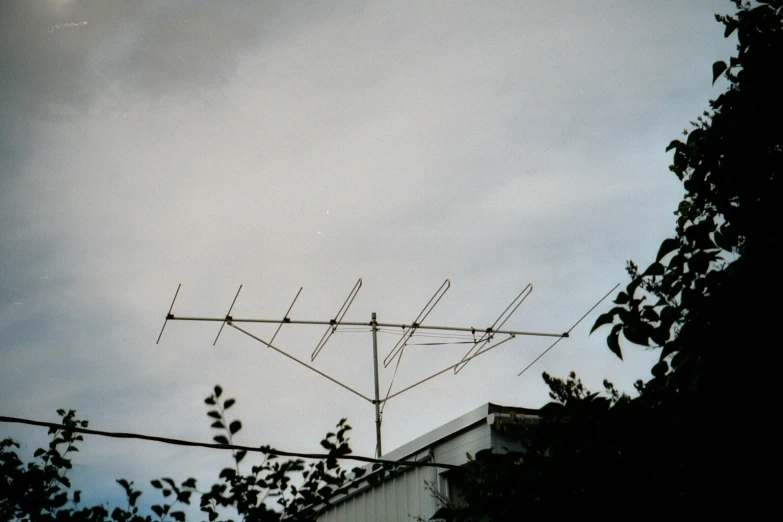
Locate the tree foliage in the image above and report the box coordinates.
[434,1,781,519]
[597,0,782,374]
[1,386,360,522]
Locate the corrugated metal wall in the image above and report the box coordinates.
[317,461,442,522]
[434,423,491,467]
[316,424,496,521]
[315,406,530,521]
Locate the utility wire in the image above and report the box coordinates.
[0,415,461,471]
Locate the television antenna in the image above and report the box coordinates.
[156,279,616,457]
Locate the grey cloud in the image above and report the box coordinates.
[1,0,739,508]
[1,2,279,116]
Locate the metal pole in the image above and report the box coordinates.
[371,312,382,457]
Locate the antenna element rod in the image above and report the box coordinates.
[156,284,181,344]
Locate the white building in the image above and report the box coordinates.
[316,403,539,522]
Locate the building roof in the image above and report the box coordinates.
[382,402,539,462]
[307,403,540,520]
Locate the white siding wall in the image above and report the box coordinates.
[433,424,492,467]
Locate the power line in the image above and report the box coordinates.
[0,415,461,471]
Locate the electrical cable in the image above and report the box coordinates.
[0,415,461,471]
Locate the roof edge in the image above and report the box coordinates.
[382,402,538,462]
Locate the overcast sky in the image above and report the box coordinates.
[1,0,736,510]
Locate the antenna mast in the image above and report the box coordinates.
[157,279,614,457]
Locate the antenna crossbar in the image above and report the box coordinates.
[162,316,567,339]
